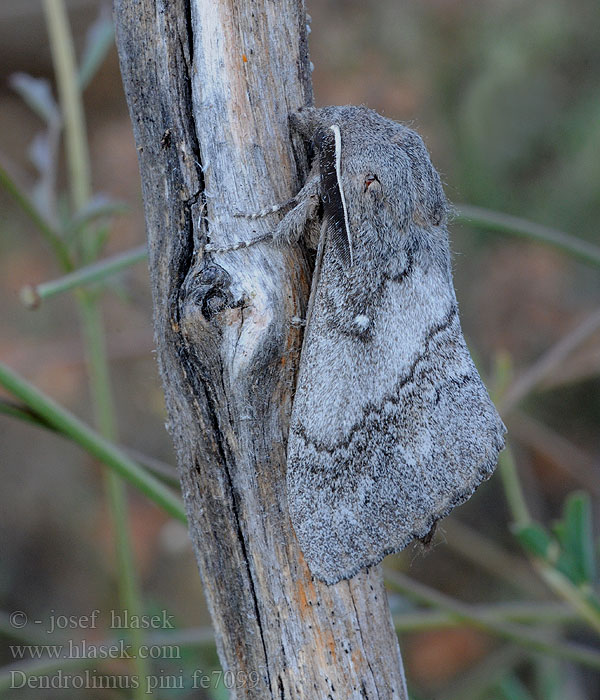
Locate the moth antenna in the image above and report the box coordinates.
[329,124,353,266]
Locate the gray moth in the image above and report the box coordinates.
[206,105,506,584]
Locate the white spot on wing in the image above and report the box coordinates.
[353,314,370,331]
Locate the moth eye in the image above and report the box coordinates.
[364,174,379,192]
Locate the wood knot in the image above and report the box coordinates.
[180,263,236,322]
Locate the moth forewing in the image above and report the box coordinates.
[286,105,505,584]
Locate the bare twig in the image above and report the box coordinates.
[500,309,600,414]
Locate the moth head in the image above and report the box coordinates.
[292,106,447,249]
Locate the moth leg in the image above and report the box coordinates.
[269,175,320,247]
[418,522,437,548]
[234,164,319,220]
[233,194,305,220]
[205,174,319,254]
[203,230,274,254]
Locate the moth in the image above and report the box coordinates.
[207,105,506,584]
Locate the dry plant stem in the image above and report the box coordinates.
[393,602,575,632]
[497,447,531,529]
[456,204,600,268]
[77,294,153,691]
[387,573,600,670]
[508,411,600,497]
[44,2,148,692]
[114,0,408,697]
[440,646,524,700]
[500,309,600,414]
[43,0,91,231]
[441,519,547,596]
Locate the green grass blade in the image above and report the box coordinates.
[455,204,600,268]
[560,492,596,583]
[0,361,186,524]
[20,245,147,308]
[0,163,72,271]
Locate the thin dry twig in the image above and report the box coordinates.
[500,309,600,414]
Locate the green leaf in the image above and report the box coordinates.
[495,674,535,700]
[553,550,583,586]
[28,131,53,177]
[9,73,61,126]
[78,8,115,90]
[514,523,552,559]
[71,193,128,229]
[67,193,128,256]
[533,657,564,700]
[28,132,56,220]
[516,493,597,589]
[553,492,596,585]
